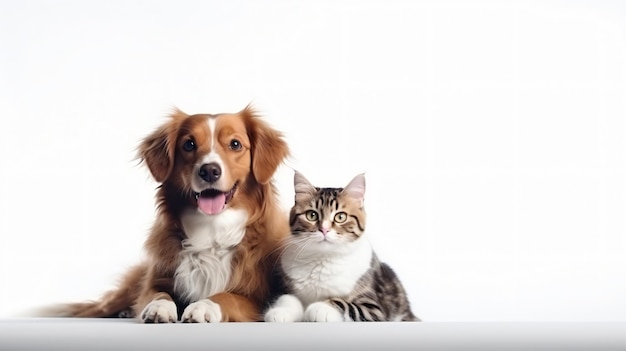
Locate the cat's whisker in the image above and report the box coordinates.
[269,236,313,269]
[272,236,309,257]
[290,237,318,268]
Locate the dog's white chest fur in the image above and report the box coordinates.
[174,207,248,302]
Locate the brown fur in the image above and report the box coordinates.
[42,106,290,322]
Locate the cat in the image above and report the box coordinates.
[264,171,419,322]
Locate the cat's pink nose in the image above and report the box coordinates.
[320,227,329,236]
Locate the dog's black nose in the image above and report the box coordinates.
[199,163,221,183]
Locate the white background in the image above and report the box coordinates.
[1,0,625,322]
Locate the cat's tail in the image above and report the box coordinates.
[402,311,421,322]
[24,264,145,318]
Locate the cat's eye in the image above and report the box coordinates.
[334,212,347,223]
[183,139,196,152]
[229,139,242,151]
[305,210,318,222]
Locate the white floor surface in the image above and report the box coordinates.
[0,319,624,351]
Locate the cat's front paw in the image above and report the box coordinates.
[264,308,299,323]
[181,299,222,323]
[141,299,177,323]
[264,294,304,323]
[303,302,344,322]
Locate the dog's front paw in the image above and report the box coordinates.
[141,299,177,323]
[181,299,222,323]
[303,301,344,322]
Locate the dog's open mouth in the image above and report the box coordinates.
[194,182,238,215]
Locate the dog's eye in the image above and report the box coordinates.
[229,139,242,151]
[305,210,318,222]
[182,139,196,152]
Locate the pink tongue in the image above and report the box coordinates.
[197,193,226,215]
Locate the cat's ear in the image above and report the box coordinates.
[294,171,316,201]
[344,173,366,207]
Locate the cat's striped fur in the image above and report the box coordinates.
[264,171,418,322]
[327,254,417,321]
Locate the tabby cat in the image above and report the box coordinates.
[264,171,418,322]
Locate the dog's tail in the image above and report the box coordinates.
[27,264,145,318]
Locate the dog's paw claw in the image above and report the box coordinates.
[140,299,177,323]
[181,299,222,323]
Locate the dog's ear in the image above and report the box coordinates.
[138,109,187,183]
[243,106,289,184]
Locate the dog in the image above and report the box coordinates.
[41,105,290,322]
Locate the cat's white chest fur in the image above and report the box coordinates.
[174,207,248,302]
[281,237,373,307]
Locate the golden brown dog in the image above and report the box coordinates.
[43,106,290,322]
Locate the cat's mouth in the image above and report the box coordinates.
[194,182,238,215]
